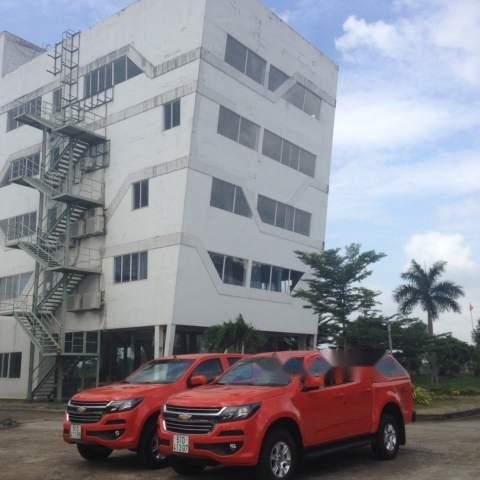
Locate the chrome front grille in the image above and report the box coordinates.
[164,405,223,435]
[67,400,108,424]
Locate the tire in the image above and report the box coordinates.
[137,419,167,469]
[372,414,400,460]
[255,428,298,480]
[170,458,205,476]
[76,443,112,461]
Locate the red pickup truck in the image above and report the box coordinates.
[63,353,242,468]
[159,350,415,479]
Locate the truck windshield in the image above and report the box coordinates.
[125,360,193,384]
[217,357,291,387]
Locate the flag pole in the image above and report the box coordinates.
[469,304,474,331]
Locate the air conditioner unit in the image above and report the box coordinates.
[70,220,86,239]
[66,294,82,312]
[85,216,105,237]
[67,292,103,312]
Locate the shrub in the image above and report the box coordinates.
[414,386,433,406]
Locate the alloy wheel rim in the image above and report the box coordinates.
[384,423,397,452]
[270,441,292,478]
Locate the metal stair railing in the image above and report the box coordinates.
[31,356,57,400]
[38,272,85,314]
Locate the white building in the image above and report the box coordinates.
[0,0,338,400]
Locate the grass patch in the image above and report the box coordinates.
[413,374,480,393]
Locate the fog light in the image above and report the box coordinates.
[115,430,120,438]
[229,443,240,451]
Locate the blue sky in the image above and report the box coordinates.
[1,0,479,342]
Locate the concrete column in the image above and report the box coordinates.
[163,324,176,356]
[154,325,165,358]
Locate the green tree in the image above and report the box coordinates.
[295,243,386,348]
[204,315,263,353]
[428,334,474,377]
[393,260,464,383]
[473,319,480,376]
[473,318,480,348]
[346,315,429,374]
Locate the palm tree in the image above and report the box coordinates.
[393,260,464,336]
[393,260,464,384]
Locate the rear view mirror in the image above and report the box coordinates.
[302,375,324,392]
[189,375,208,388]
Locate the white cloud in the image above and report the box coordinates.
[404,231,476,271]
[335,0,480,88]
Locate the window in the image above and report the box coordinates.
[308,357,331,377]
[283,357,305,375]
[0,212,37,242]
[258,195,311,236]
[9,153,40,181]
[284,83,321,119]
[0,353,22,379]
[217,106,259,150]
[133,179,149,209]
[210,178,252,217]
[375,356,408,378]
[84,55,142,98]
[65,332,99,354]
[7,97,42,132]
[164,99,181,130]
[0,272,32,301]
[250,262,303,293]
[225,35,266,85]
[268,65,289,91]
[227,357,241,367]
[53,88,62,113]
[114,251,148,283]
[262,130,316,177]
[191,359,223,382]
[209,252,247,286]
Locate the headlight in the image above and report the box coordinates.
[219,403,261,422]
[105,397,143,413]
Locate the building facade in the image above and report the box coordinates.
[0,0,338,400]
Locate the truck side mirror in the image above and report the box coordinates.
[189,375,208,388]
[302,375,324,392]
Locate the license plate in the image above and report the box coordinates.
[173,434,189,454]
[70,424,82,440]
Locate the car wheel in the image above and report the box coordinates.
[137,419,167,469]
[170,458,205,475]
[76,444,112,461]
[256,428,298,480]
[372,414,400,460]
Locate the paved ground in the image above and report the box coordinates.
[0,409,479,480]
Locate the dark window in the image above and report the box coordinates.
[191,359,223,382]
[208,252,246,287]
[284,83,321,119]
[8,353,22,378]
[114,57,127,84]
[0,354,8,378]
[258,195,311,236]
[133,179,149,209]
[53,88,62,113]
[86,332,98,354]
[127,57,142,79]
[218,106,259,151]
[210,178,252,218]
[218,106,241,142]
[262,130,316,177]
[283,357,305,375]
[375,356,408,378]
[114,252,148,284]
[308,357,331,377]
[268,65,289,91]
[227,357,241,367]
[164,99,181,130]
[9,153,40,181]
[250,262,303,294]
[225,35,266,85]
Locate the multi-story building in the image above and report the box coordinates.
[0,0,338,400]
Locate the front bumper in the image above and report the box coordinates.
[63,411,142,450]
[158,417,261,467]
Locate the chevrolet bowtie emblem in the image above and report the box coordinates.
[77,406,87,413]
[178,413,192,421]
